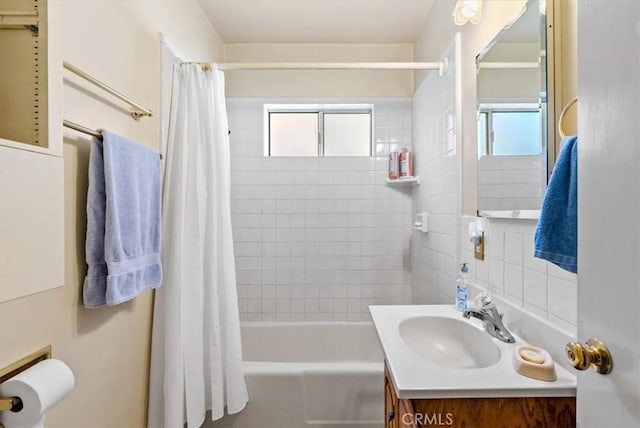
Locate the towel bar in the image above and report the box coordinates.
[558,97,577,138]
[63,120,162,159]
[63,62,152,120]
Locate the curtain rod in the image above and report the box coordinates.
[215,62,442,71]
[63,62,153,120]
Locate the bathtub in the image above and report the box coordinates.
[213,322,384,428]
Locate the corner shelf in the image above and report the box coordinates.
[385,176,420,187]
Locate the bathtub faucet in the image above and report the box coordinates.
[463,294,516,343]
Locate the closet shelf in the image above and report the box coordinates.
[385,176,420,187]
[0,11,38,28]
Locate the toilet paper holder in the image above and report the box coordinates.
[0,346,51,416]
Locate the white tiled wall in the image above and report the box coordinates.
[460,216,578,335]
[227,98,413,321]
[409,37,576,337]
[411,40,460,305]
[477,155,545,210]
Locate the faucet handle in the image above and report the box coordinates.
[475,292,494,308]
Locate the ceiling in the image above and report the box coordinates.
[197,0,435,44]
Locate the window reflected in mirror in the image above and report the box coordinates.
[478,104,541,157]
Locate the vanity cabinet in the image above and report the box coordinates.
[384,362,575,428]
[384,365,398,428]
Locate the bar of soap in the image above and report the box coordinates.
[521,349,545,364]
[512,345,557,382]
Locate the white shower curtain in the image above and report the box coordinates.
[148,63,248,428]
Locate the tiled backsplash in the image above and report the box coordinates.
[411,40,460,306]
[477,155,544,211]
[227,98,413,321]
[460,215,578,335]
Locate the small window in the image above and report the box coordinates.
[265,104,373,157]
[269,113,318,156]
[478,103,541,157]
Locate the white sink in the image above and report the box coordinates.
[398,316,500,369]
[370,305,577,399]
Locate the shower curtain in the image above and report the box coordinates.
[148,62,248,428]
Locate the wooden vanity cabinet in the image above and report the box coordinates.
[384,365,397,428]
[384,363,576,428]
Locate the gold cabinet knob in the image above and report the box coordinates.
[565,338,613,374]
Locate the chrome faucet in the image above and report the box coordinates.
[463,294,516,343]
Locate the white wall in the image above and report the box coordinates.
[228,97,413,321]
[224,44,415,97]
[0,2,223,426]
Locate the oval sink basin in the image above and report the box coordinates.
[398,316,501,369]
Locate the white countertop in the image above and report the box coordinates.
[370,304,576,399]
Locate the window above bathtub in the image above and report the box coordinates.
[264,104,373,157]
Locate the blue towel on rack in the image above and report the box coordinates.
[534,135,578,273]
[83,130,162,308]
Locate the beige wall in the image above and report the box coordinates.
[0,1,222,427]
[477,42,540,100]
[224,43,414,97]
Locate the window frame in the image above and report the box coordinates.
[264,103,374,157]
[478,102,541,157]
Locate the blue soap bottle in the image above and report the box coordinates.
[455,263,469,311]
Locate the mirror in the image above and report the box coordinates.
[0,0,48,148]
[476,0,548,212]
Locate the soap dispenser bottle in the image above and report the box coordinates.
[455,263,469,311]
[399,146,413,177]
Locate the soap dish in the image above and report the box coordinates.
[512,345,557,382]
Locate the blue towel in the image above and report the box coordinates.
[534,136,578,273]
[83,130,162,307]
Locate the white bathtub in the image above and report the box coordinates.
[212,322,384,428]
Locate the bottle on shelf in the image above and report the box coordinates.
[389,151,399,180]
[399,146,413,178]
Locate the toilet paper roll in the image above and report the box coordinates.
[0,359,74,428]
